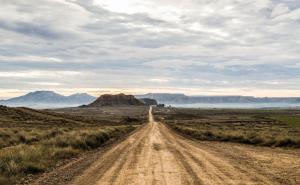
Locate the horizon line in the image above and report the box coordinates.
[1,90,300,100]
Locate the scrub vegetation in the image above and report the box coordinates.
[0,105,147,185]
[154,107,300,148]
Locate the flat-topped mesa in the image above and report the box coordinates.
[87,93,145,107]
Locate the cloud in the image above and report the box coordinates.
[26,82,62,86]
[0,55,62,62]
[0,0,299,97]
[0,70,80,78]
[148,78,170,83]
[0,21,61,39]
[271,3,290,17]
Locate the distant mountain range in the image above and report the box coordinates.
[0,91,96,108]
[136,93,300,104]
[1,91,300,109]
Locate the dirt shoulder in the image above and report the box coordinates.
[31,107,300,185]
[26,125,145,185]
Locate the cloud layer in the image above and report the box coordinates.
[0,0,300,98]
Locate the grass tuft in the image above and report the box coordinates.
[0,106,145,184]
[155,107,300,148]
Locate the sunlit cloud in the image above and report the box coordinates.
[0,71,80,78]
[148,78,170,83]
[0,55,62,62]
[0,0,299,98]
[26,82,62,86]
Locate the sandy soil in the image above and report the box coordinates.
[33,107,300,185]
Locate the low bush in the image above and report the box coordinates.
[156,108,300,148]
[170,124,300,147]
[0,126,136,184]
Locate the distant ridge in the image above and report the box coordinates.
[136,93,300,104]
[0,91,96,108]
[87,93,145,107]
[139,98,158,106]
[1,91,300,108]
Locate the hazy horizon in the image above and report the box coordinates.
[2,89,300,100]
[1,0,300,98]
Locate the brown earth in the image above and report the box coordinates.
[32,107,300,185]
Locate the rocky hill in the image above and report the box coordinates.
[87,93,145,107]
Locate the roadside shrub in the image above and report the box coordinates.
[51,147,79,159]
[167,123,300,148]
[274,137,299,147]
[0,125,137,184]
[18,135,26,143]
[22,162,45,174]
[0,145,47,175]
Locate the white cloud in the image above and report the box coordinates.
[148,78,170,83]
[273,8,300,21]
[26,82,62,86]
[271,3,290,17]
[0,0,299,97]
[0,55,62,62]
[0,70,80,78]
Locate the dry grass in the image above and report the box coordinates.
[0,105,147,184]
[154,107,300,148]
[0,126,135,184]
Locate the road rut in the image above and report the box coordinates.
[66,107,300,185]
[34,108,300,185]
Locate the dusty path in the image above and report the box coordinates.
[31,107,300,185]
[62,107,299,185]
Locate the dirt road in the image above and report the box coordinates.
[34,107,300,185]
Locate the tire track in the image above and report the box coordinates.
[64,107,300,185]
[160,123,276,184]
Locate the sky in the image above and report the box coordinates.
[0,0,300,99]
